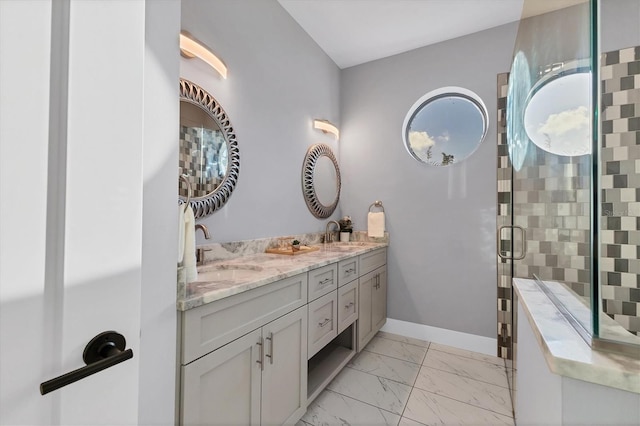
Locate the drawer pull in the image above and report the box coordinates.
[344,302,355,309]
[318,318,332,328]
[344,268,355,274]
[265,332,273,364]
[319,278,333,285]
[256,338,264,371]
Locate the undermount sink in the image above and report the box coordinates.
[196,264,264,282]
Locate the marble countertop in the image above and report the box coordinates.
[514,278,640,394]
[177,242,387,311]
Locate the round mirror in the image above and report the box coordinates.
[403,87,488,166]
[302,144,340,218]
[179,79,239,219]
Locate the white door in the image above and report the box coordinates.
[1,1,145,424]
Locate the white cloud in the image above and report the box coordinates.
[538,106,589,136]
[408,131,435,150]
[436,130,450,143]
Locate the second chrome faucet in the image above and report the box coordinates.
[324,220,340,243]
[195,224,211,265]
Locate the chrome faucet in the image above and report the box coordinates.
[195,224,211,265]
[325,220,340,243]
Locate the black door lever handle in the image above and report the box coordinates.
[40,331,133,395]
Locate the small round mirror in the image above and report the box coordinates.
[403,87,488,166]
[302,144,340,218]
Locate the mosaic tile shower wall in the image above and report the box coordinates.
[600,45,640,336]
[496,73,592,358]
[496,73,513,359]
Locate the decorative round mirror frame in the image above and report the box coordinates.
[302,143,341,218]
[179,78,240,219]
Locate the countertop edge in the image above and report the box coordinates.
[177,243,387,311]
[514,278,640,394]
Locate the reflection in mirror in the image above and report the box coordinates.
[314,156,338,206]
[403,87,488,166]
[507,51,532,171]
[180,102,228,198]
[302,144,340,218]
[524,60,591,157]
[179,79,239,219]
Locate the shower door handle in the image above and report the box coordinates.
[497,225,527,261]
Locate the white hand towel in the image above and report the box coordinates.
[368,212,385,238]
[178,204,185,263]
[183,205,198,283]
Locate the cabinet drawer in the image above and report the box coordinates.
[308,263,338,302]
[359,248,386,275]
[338,257,359,287]
[181,273,307,364]
[337,280,357,334]
[307,291,337,359]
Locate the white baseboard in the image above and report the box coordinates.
[380,318,497,357]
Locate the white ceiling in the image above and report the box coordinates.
[278,0,586,69]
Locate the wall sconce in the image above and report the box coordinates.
[180,31,227,79]
[313,119,340,140]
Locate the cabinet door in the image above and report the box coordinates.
[372,266,387,332]
[357,270,375,351]
[261,306,308,426]
[338,279,358,333]
[181,329,262,426]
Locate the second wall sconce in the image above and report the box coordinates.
[313,119,340,140]
[180,31,227,79]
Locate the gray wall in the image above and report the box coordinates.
[601,0,640,52]
[181,0,342,244]
[340,23,518,338]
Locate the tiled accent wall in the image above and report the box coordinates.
[496,73,513,359]
[600,46,640,336]
[179,125,226,197]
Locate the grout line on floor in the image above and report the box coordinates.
[362,348,424,366]
[415,363,511,390]
[342,364,418,388]
[412,386,515,420]
[427,346,506,367]
[398,346,428,421]
[321,388,404,419]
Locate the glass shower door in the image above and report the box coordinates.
[501,0,596,405]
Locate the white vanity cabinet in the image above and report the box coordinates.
[357,249,387,351]
[179,274,308,426]
[178,246,388,425]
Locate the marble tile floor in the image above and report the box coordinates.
[298,331,514,426]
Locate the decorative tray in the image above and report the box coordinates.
[265,245,320,256]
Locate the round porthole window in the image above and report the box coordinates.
[402,87,488,166]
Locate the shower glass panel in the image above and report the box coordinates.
[597,0,640,349]
[507,0,594,339]
[506,0,640,362]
